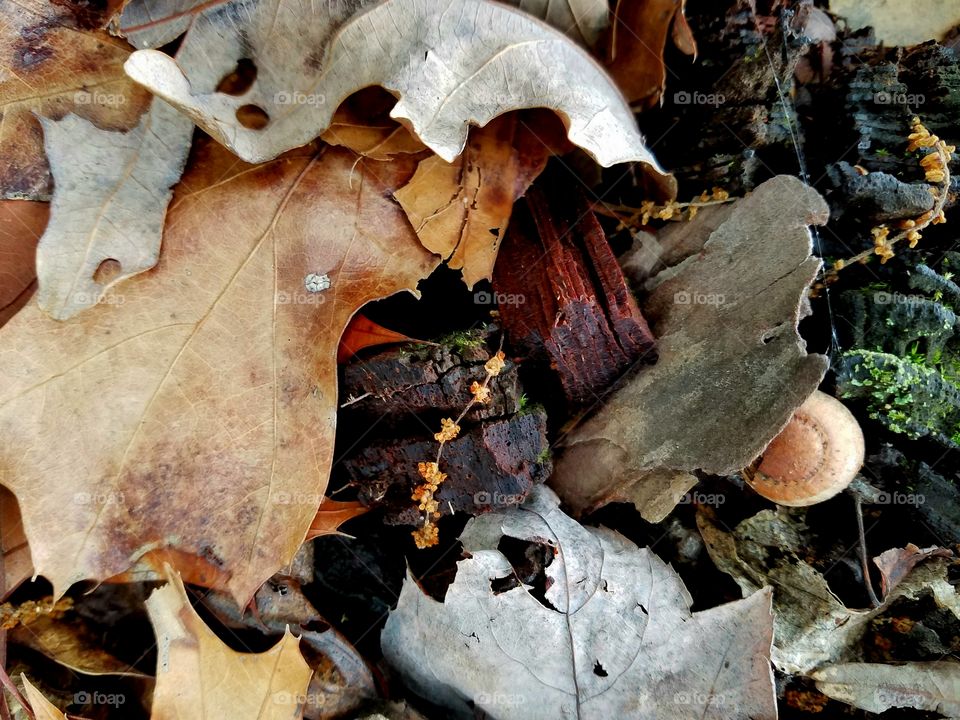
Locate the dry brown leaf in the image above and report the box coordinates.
[0,139,439,604]
[20,675,66,720]
[395,114,553,288]
[383,486,777,719]
[305,500,369,540]
[502,0,609,47]
[0,0,151,199]
[11,614,149,677]
[123,0,674,184]
[698,507,960,675]
[0,200,48,327]
[320,105,426,161]
[338,314,418,364]
[551,176,829,519]
[874,544,954,598]
[147,567,312,719]
[1,485,31,599]
[605,0,697,108]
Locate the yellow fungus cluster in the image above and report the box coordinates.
[0,597,73,631]
[819,116,951,289]
[411,349,507,549]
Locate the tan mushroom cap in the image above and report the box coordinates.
[744,390,865,507]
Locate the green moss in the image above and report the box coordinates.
[838,350,960,444]
[439,327,487,353]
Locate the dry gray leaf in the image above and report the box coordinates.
[812,661,960,717]
[36,101,192,319]
[382,485,776,720]
[698,508,960,675]
[116,0,212,49]
[502,0,609,47]
[123,0,672,184]
[550,175,829,519]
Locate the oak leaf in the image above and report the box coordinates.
[147,567,312,719]
[0,0,150,199]
[382,485,777,720]
[0,139,439,604]
[123,0,673,182]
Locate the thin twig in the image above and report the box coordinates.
[854,494,882,608]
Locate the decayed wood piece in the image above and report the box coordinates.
[493,183,657,408]
[339,328,551,523]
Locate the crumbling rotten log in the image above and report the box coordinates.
[492,183,657,408]
[338,326,551,524]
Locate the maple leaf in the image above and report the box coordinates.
[0,0,151,199]
[382,485,777,719]
[0,139,439,604]
[123,0,674,184]
[147,567,312,719]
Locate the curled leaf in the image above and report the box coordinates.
[123,0,674,187]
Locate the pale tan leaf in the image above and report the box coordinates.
[383,486,776,719]
[0,0,151,199]
[36,101,193,319]
[813,661,960,717]
[0,140,439,604]
[502,0,609,47]
[147,567,312,720]
[395,114,552,288]
[20,675,66,720]
[123,0,674,184]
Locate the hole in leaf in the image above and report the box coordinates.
[303,618,331,633]
[236,104,269,130]
[93,258,122,285]
[216,57,258,95]
[593,661,608,677]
